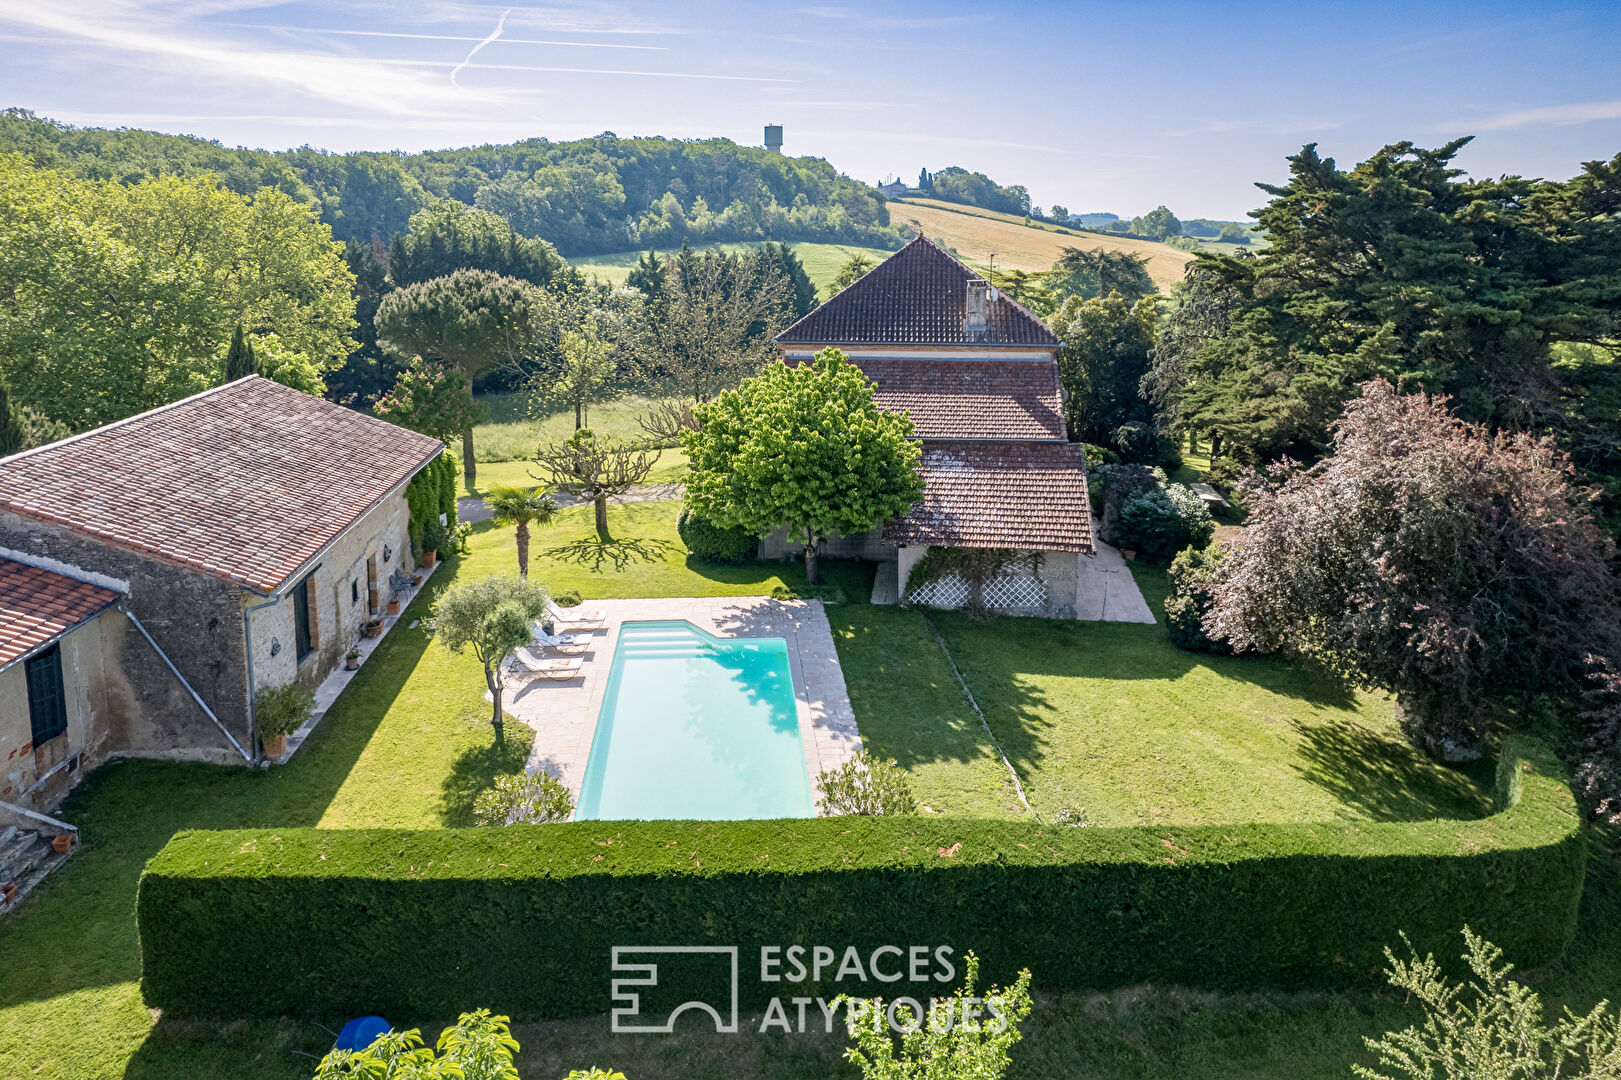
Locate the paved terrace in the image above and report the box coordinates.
[496,596,861,811]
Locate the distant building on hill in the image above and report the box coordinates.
[764,124,783,153]
[877,179,907,199]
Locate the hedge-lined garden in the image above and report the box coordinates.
[137,737,1584,1023]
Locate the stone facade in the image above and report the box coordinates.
[245,484,413,698]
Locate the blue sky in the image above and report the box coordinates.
[1,0,1617,219]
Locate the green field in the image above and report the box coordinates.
[568,241,896,298]
[469,393,686,464]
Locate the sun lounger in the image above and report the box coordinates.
[531,624,594,653]
[509,647,582,681]
[546,598,605,628]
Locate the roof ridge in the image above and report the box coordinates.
[0,375,261,468]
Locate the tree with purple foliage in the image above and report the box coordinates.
[1206,379,1620,760]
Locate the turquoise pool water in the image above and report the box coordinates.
[576,621,814,820]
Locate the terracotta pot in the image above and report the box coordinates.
[345,656,360,670]
[50,833,72,855]
[386,599,401,616]
[262,732,287,760]
[1122,549,1137,561]
[363,622,383,639]
[421,550,437,569]
[2,883,15,904]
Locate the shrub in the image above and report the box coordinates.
[553,588,583,607]
[1114,483,1213,565]
[138,739,1585,1022]
[421,515,450,556]
[817,751,918,816]
[1116,420,1183,469]
[473,772,575,826]
[1093,463,1161,536]
[253,684,314,739]
[676,505,759,562]
[1082,442,1120,468]
[1165,540,1236,654]
[771,582,849,605]
[313,1009,518,1079]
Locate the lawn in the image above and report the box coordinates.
[0,507,1608,1080]
[567,241,896,299]
[469,393,684,464]
[467,452,689,495]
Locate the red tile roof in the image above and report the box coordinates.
[841,358,1065,441]
[775,236,1060,347]
[886,442,1094,554]
[0,558,122,667]
[0,378,444,594]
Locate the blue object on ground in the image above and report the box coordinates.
[335,1016,391,1052]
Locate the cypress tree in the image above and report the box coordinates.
[225,324,258,381]
[0,383,28,457]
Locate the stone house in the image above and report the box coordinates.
[0,377,443,812]
[769,235,1095,618]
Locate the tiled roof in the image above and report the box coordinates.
[0,558,122,667]
[0,378,444,594]
[775,236,1060,347]
[886,441,1093,553]
[842,358,1065,441]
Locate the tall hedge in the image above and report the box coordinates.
[138,737,1584,1022]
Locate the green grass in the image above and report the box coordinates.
[0,503,1611,1080]
[470,394,679,464]
[567,241,896,298]
[466,452,689,494]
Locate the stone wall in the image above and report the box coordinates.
[0,613,121,811]
[0,516,251,753]
[758,525,892,562]
[245,485,412,699]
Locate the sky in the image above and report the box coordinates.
[1,0,1618,220]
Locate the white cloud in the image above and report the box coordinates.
[1451,99,1621,132]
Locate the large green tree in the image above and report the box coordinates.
[1174,140,1621,467]
[1048,293,1162,450]
[1047,246,1157,303]
[637,246,790,402]
[682,348,925,584]
[388,200,568,289]
[374,269,552,485]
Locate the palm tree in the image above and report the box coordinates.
[483,485,560,577]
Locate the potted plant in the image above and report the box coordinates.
[386,595,401,616]
[345,646,362,671]
[420,517,448,570]
[254,682,314,761]
[362,617,384,639]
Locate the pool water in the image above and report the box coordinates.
[576,621,814,820]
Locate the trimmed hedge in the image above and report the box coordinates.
[676,505,759,562]
[138,737,1584,1022]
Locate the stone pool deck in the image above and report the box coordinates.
[496,596,862,810]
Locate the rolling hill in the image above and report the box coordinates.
[890,197,1194,291]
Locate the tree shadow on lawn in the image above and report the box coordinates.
[1289,718,1494,822]
[0,564,445,1012]
[544,534,674,573]
[438,724,537,827]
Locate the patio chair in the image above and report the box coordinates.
[546,598,605,628]
[387,567,413,594]
[509,647,583,681]
[531,624,594,654]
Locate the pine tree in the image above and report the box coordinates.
[0,383,26,457]
[224,324,259,381]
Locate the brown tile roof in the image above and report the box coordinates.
[834,358,1065,441]
[0,558,122,667]
[0,377,444,594]
[775,236,1060,347]
[886,441,1094,553]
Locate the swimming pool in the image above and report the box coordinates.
[576,621,814,820]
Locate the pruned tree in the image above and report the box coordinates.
[427,574,550,744]
[683,348,924,585]
[1205,379,1620,758]
[374,268,553,485]
[636,397,699,444]
[532,428,660,540]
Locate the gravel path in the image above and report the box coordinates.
[458,483,685,524]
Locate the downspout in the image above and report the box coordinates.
[241,591,285,764]
[121,604,252,764]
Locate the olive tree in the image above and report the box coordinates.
[1206,379,1620,757]
[427,574,550,744]
[682,349,924,585]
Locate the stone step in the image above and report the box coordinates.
[0,838,71,914]
[0,830,46,890]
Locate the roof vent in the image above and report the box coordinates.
[964,280,989,338]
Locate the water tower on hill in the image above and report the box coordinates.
[764,124,783,154]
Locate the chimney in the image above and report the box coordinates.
[964,279,989,338]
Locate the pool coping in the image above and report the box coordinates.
[497,596,862,816]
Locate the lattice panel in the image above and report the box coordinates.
[909,574,970,609]
[908,558,1048,612]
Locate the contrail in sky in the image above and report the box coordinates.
[451,8,511,87]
